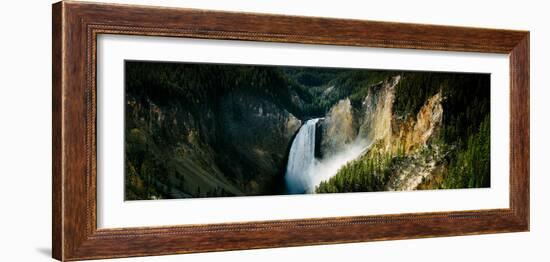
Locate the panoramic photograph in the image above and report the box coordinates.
[124,61,490,200]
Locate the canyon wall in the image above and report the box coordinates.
[317,75,446,191]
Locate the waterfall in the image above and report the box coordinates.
[285,118,320,194]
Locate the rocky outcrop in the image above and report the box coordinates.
[385,143,447,191]
[316,74,445,191]
[394,92,443,154]
[357,76,400,146]
[318,76,400,157]
[369,89,445,191]
[320,99,356,157]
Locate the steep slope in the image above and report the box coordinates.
[125,62,304,200]
[316,72,490,193]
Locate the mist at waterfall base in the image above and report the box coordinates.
[285,118,370,194]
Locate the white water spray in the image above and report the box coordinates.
[285,118,371,193]
[307,141,370,192]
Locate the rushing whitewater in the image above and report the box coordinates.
[285,118,320,194]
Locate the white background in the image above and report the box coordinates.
[0,0,547,261]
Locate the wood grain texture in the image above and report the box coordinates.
[509,34,530,228]
[52,2,63,260]
[52,1,530,261]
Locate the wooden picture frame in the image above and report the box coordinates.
[52,1,529,261]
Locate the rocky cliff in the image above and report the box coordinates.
[320,98,357,156]
[316,75,448,192]
[316,71,491,193]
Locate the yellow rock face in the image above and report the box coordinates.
[321,98,357,156]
